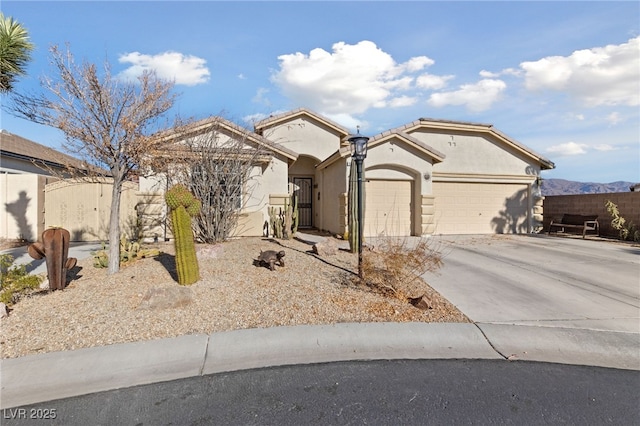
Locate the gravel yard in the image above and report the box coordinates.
[0,236,469,359]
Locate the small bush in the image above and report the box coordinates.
[356,236,443,301]
[92,237,160,268]
[0,254,43,305]
[605,200,640,242]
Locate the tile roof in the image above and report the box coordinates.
[0,130,88,170]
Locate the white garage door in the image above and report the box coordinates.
[433,182,529,234]
[364,180,412,237]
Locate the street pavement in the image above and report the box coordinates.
[1,234,639,415]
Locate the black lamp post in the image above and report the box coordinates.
[348,130,369,278]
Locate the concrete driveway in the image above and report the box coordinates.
[421,234,639,368]
[423,234,640,333]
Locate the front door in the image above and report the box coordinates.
[292,177,313,228]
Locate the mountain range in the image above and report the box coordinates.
[541,179,637,196]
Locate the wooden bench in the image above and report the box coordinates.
[548,214,599,239]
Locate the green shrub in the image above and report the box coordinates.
[0,254,43,305]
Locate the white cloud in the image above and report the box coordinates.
[118,51,210,86]
[606,112,622,125]
[271,40,437,117]
[388,95,418,108]
[427,79,506,112]
[546,142,588,156]
[520,36,640,107]
[416,73,454,90]
[480,68,520,78]
[238,73,246,80]
[252,87,271,106]
[594,144,617,151]
[324,113,367,131]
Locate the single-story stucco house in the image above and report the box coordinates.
[142,108,554,238]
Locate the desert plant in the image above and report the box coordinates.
[0,254,42,305]
[166,184,201,285]
[605,200,640,242]
[27,227,77,290]
[92,236,160,268]
[269,196,297,240]
[356,236,443,302]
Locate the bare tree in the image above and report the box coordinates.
[8,45,177,274]
[150,117,277,243]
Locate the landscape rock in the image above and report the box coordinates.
[40,278,50,290]
[138,286,194,310]
[312,239,338,257]
[409,294,433,310]
[0,302,8,318]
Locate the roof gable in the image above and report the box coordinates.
[318,130,445,170]
[155,116,298,162]
[254,108,351,137]
[400,118,555,170]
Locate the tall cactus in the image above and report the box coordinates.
[165,184,201,285]
[28,227,77,290]
[347,160,359,253]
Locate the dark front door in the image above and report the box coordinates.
[293,177,313,228]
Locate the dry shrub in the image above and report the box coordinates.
[357,236,443,302]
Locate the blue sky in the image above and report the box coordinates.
[2,1,639,183]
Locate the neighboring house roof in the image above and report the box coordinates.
[254,108,351,137]
[154,116,298,163]
[318,131,446,170]
[0,130,89,173]
[395,118,555,170]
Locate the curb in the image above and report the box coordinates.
[1,323,496,409]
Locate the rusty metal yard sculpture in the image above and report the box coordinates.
[28,227,77,290]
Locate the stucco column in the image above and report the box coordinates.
[421,195,436,235]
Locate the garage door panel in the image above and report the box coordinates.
[433,182,528,235]
[364,180,412,237]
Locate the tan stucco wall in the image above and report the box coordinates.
[139,154,290,238]
[1,173,52,241]
[408,129,540,177]
[318,160,348,234]
[44,179,138,241]
[262,117,342,161]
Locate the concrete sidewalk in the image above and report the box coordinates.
[1,322,639,409]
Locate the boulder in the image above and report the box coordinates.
[312,239,338,257]
[138,286,194,310]
[0,302,8,318]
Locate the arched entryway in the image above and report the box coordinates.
[289,155,320,229]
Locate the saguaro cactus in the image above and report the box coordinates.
[165,184,201,285]
[28,227,77,290]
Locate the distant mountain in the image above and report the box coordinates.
[541,179,636,196]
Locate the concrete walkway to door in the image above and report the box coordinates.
[423,234,639,367]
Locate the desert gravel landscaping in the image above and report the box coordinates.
[0,235,468,359]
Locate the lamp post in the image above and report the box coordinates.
[348,130,369,279]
